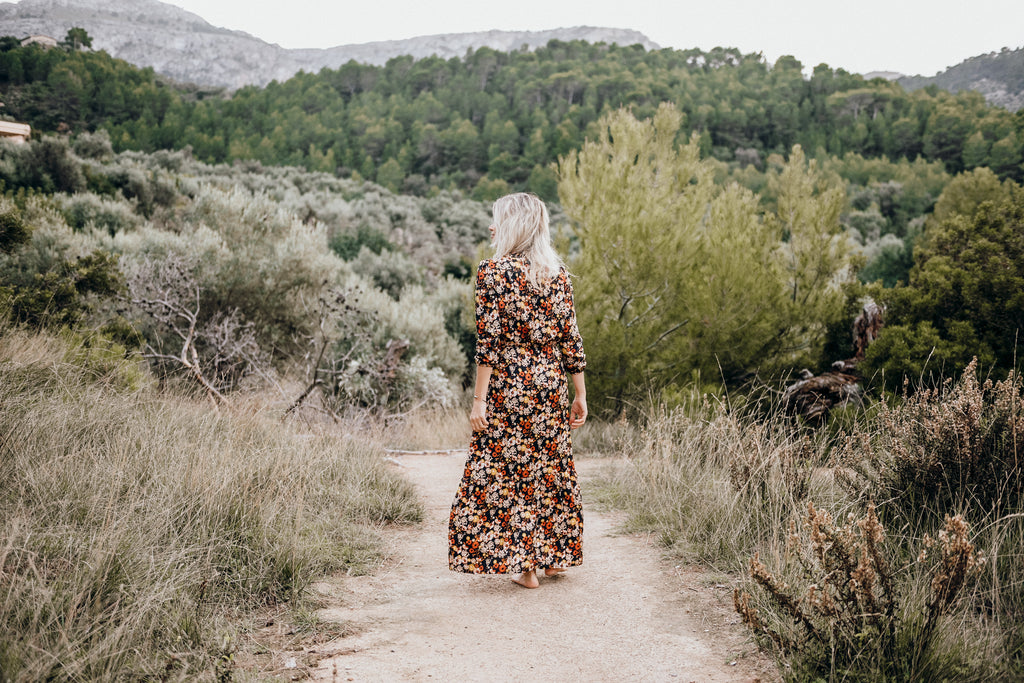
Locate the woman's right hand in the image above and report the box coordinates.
[470,399,488,432]
[570,394,587,430]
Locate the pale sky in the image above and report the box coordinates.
[161,0,1023,77]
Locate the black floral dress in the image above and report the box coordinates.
[448,256,586,574]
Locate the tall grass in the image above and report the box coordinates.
[605,378,1024,680]
[383,406,471,451]
[602,402,840,567]
[0,327,421,681]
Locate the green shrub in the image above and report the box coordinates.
[119,186,344,363]
[864,190,1024,389]
[857,232,917,288]
[350,246,422,299]
[0,208,123,329]
[309,279,463,412]
[72,129,114,160]
[0,204,31,252]
[0,136,85,193]
[56,191,143,234]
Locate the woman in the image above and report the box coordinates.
[448,192,587,589]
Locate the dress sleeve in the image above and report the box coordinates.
[558,272,586,374]
[473,260,500,367]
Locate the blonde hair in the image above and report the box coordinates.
[491,192,564,287]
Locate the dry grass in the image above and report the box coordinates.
[604,372,1024,680]
[381,405,471,452]
[0,327,421,681]
[599,403,835,567]
[375,393,643,457]
[571,416,640,457]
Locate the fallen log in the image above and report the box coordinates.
[782,298,884,422]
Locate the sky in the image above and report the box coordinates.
[159,0,1024,77]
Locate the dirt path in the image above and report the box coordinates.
[310,453,771,682]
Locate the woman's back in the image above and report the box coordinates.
[475,256,585,403]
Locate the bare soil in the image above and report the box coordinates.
[303,453,774,682]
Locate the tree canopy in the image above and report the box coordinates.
[558,105,852,411]
[1,38,1022,199]
[864,185,1024,387]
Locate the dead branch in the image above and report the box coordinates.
[127,254,226,406]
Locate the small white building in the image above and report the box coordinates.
[20,35,58,49]
[0,121,31,144]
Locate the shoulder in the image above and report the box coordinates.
[479,256,527,277]
[476,258,509,288]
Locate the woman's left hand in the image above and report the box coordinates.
[470,399,488,432]
[570,395,587,430]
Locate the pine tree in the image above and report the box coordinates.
[558,105,852,411]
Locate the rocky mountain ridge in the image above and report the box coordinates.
[898,46,1024,112]
[0,0,659,89]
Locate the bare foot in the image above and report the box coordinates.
[544,567,567,577]
[512,570,539,589]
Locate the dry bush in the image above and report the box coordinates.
[605,381,1023,679]
[734,503,984,680]
[837,358,1024,513]
[0,327,421,680]
[832,358,1024,678]
[125,253,267,402]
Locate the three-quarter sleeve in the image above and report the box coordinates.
[473,260,501,367]
[558,272,586,374]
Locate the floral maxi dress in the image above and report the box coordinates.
[448,256,586,574]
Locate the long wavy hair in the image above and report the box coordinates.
[491,192,564,287]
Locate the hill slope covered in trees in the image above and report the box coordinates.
[0,0,656,88]
[900,46,1024,112]
[2,36,1022,201]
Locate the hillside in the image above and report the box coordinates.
[899,46,1024,111]
[0,0,657,88]
[3,34,1021,203]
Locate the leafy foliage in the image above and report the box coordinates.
[0,139,479,409]
[558,105,851,410]
[864,187,1024,386]
[0,198,123,328]
[0,204,30,252]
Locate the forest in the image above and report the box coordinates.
[1,36,1023,199]
[1,31,1023,680]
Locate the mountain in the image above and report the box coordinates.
[898,46,1024,112]
[862,71,902,82]
[0,0,659,89]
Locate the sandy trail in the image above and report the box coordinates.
[311,453,769,682]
